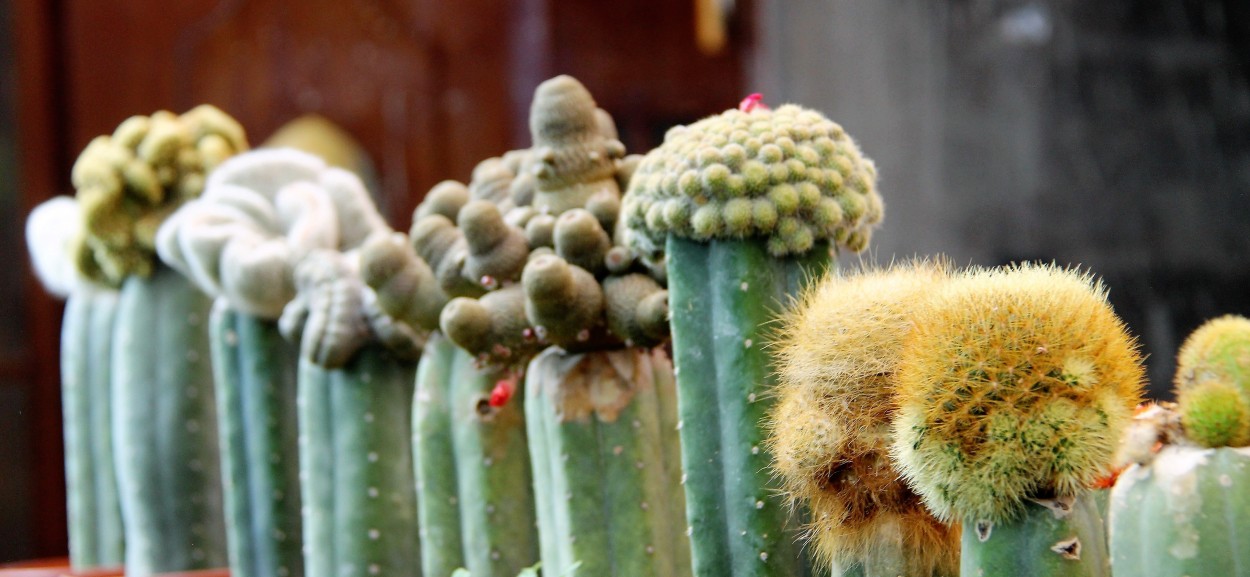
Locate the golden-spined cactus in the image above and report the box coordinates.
[767,261,958,576]
[623,103,882,258]
[891,263,1145,526]
[71,105,247,286]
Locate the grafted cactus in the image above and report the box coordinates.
[64,106,246,576]
[891,264,1144,577]
[1110,317,1250,576]
[158,145,386,577]
[361,75,680,577]
[767,262,958,577]
[25,197,124,570]
[623,95,882,577]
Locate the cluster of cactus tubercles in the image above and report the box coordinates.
[623,102,882,257]
[71,105,248,286]
[1173,315,1250,448]
[363,75,669,367]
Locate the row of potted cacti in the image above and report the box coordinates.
[23,73,1250,577]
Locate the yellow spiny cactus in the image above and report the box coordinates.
[767,261,958,575]
[891,263,1144,525]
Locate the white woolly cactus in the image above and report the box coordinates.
[27,196,89,298]
[157,148,416,367]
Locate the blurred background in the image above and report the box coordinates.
[1,0,1247,564]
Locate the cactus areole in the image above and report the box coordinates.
[625,96,883,577]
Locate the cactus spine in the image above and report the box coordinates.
[209,303,303,577]
[60,289,125,569]
[411,333,537,577]
[625,96,881,576]
[1108,317,1250,576]
[112,264,228,575]
[890,264,1144,577]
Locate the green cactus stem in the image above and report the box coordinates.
[961,495,1110,577]
[524,347,691,577]
[298,346,421,577]
[666,237,829,577]
[626,98,881,577]
[412,333,538,577]
[112,264,228,576]
[1109,444,1250,576]
[210,302,303,577]
[60,289,125,569]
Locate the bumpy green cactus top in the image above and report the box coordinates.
[361,76,668,368]
[1173,315,1250,448]
[891,264,1145,525]
[623,99,882,257]
[528,75,627,215]
[70,105,248,286]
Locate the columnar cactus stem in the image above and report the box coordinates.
[60,289,125,569]
[210,302,303,577]
[113,264,228,576]
[298,346,420,577]
[1108,317,1250,575]
[412,333,537,577]
[667,237,829,576]
[625,98,881,576]
[524,347,691,577]
[76,106,246,576]
[960,496,1109,576]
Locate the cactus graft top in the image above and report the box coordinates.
[70,105,248,287]
[623,100,883,257]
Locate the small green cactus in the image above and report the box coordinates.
[528,75,627,215]
[767,261,958,576]
[1173,315,1250,447]
[1178,380,1250,448]
[71,105,247,287]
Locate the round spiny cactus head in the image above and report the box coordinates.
[1177,379,1250,448]
[891,263,1145,525]
[622,100,882,258]
[766,261,957,574]
[527,75,625,214]
[156,148,392,319]
[70,105,248,286]
[1175,315,1250,395]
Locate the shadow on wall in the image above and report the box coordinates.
[753,0,1250,398]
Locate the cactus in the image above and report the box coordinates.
[767,262,958,577]
[890,264,1144,577]
[280,211,424,577]
[362,75,681,577]
[64,106,246,576]
[26,197,125,570]
[525,347,689,577]
[623,96,881,577]
[411,333,537,577]
[159,145,392,577]
[1108,319,1250,576]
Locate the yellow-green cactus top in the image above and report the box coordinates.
[70,105,248,286]
[623,100,882,257]
[1174,315,1250,447]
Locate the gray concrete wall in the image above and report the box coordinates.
[751,0,1250,396]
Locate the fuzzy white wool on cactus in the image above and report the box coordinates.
[26,196,85,298]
